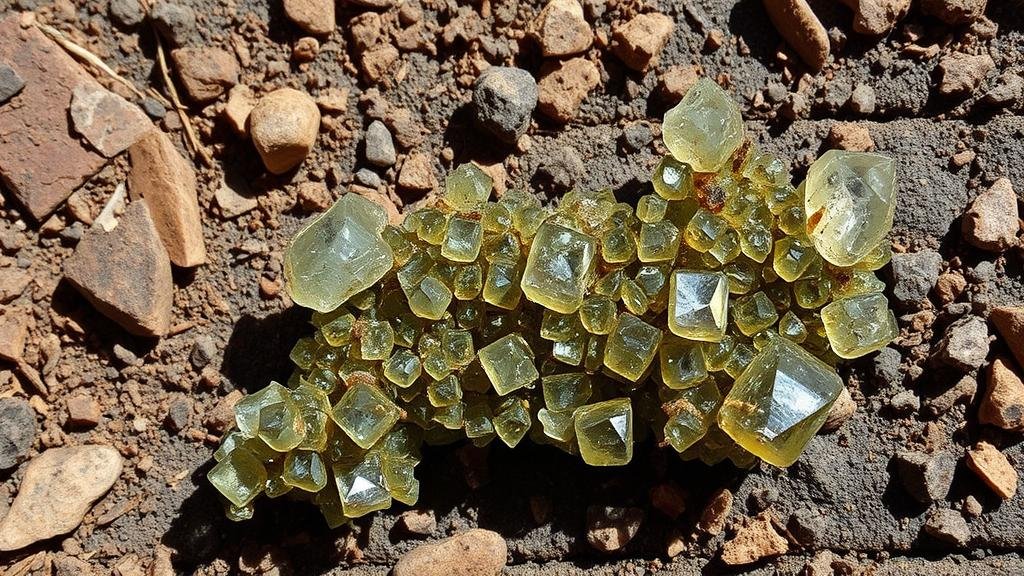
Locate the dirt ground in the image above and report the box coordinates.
[1,0,1023,574]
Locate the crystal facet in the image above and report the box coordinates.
[575,398,633,466]
[662,78,744,173]
[668,270,729,342]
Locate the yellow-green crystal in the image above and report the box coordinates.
[662,78,744,173]
[478,334,539,395]
[521,222,598,314]
[668,270,728,342]
[445,163,492,211]
[331,382,401,449]
[603,313,662,382]
[821,293,898,359]
[575,398,633,466]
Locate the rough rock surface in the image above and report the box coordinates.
[889,250,943,308]
[962,178,1018,251]
[610,12,674,72]
[171,47,239,104]
[249,88,321,174]
[980,358,1024,431]
[586,506,644,552]
[992,307,1024,369]
[69,85,152,157]
[473,67,538,144]
[392,529,507,576]
[720,512,789,565]
[532,0,591,57]
[537,57,600,123]
[966,442,1019,500]
[0,398,35,470]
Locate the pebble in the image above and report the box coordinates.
[821,386,856,431]
[923,508,970,546]
[64,200,174,337]
[150,1,197,46]
[991,307,1024,369]
[840,0,911,35]
[205,389,243,434]
[889,390,920,415]
[354,168,382,189]
[763,0,829,70]
[889,250,942,308]
[397,152,438,193]
[109,0,145,28]
[849,84,876,114]
[385,108,424,149]
[938,53,995,96]
[361,44,400,83]
[936,315,989,372]
[921,0,988,25]
[537,57,599,123]
[924,374,977,417]
[0,268,30,303]
[297,181,333,212]
[983,72,1024,107]
[224,85,256,135]
[112,343,141,365]
[698,488,733,535]
[537,146,584,191]
[0,445,123,551]
[69,85,152,158]
[292,37,320,62]
[215,176,258,218]
[934,272,967,304]
[620,122,654,152]
[190,336,217,370]
[284,0,335,36]
[171,47,239,104]
[397,509,436,536]
[67,394,102,428]
[610,12,674,72]
[0,63,24,104]
[962,178,1018,252]
[586,506,644,552]
[894,450,956,504]
[0,313,27,362]
[980,358,1024,431]
[0,397,35,470]
[720,512,788,566]
[787,507,826,546]
[364,120,397,167]
[249,88,321,174]
[533,0,592,57]
[392,529,506,576]
[966,441,1018,500]
[828,122,874,151]
[472,66,538,144]
[141,97,166,119]
[165,395,191,432]
[659,65,700,102]
[128,129,207,268]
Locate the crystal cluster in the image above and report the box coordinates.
[209,78,899,524]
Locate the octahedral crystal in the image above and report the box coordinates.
[211,78,900,526]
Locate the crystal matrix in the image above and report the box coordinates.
[212,78,899,525]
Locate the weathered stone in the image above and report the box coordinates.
[472,67,538,144]
[171,47,239,104]
[586,506,644,553]
[966,441,1018,500]
[0,268,30,303]
[889,250,942,308]
[66,394,101,428]
[894,450,956,504]
[921,0,988,25]
[938,53,995,96]
[223,84,256,135]
[533,0,592,57]
[69,85,152,158]
[284,0,335,36]
[150,1,197,46]
[109,0,145,28]
[992,307,1024,369]
[840,0,912,35]
[392,529,506,576]
[0,397,35,470]
[923,508,970,546]
[397,509,436,536]
[537,57,600,123]
[720,512,789,565]
[398,152,438,193]
[610,12,674,71]
[980,358,1024,431]
[0,63,24,104]
[0,312,28,362]
[763,0,830,70]
[215,175,258,219]
[249,88,321,174]
[364,120,397,167]
[821,386,856,431]
[698,488,733,535]
[935,315,989,371]
[962,178,1018,252]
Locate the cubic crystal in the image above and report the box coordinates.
[331,382,401,449]
[478,334,539,395]
[575,398,633,466]
[668,270,728,342]
[521,222,598,314]
[662,78,744,173]
[603,313,662,382]
[821,293,898,359]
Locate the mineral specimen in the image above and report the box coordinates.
[211,78,898,525]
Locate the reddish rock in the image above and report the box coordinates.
[66,394,101,428]
[533,0,592,57]
[0,267,30,303]
[171,47,239,104]
[659,65,701,101]
[938,52,995,96]
[0,312,28,362]
[921,0,988,25]
[992,307,1024,369]
[822,386,856,431]
[393,529,506,576]
[223,84,256,135]
[763,0,830,70]
[610,12,674,72]
[0,15,107,220]
[292,37,320,63]
[361,44,400,83]
[249,88,321,174]
[537,57,600,123]
[828,122,875,152]
[649,482,687,519]
[64,200,174,338]
[397,509,437,536]
[297,181,333,212]
[586,506,644,553]
[839,0,912,35]
[966,441,1018,500]
[720,512,789,566]
[69,85,152,157]
[934,272,967,304]
[398,152,438,193]
[980,358,1024,431]
[698,488,733,535]
[962,178,1018,252]
[283,0,335,35]
[128,130,207,267]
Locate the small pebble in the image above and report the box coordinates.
[364,120,397,168]
[249,88,321,174]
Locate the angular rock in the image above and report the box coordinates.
[821,386,856,431]
[923,508,970,546]
[935,272,967,304]
[64,200,174,337]
[841,0,912,35]
[393,529,506,576]
[763,0,830,70]
[398,152,438,193]
[69,84,152,158]
[215,175,258,219]
[171,47,239,104]
[586,506,644,552]
[980,358,1024,431]
[109,0,145,28]
[698,488,733,535]
[150,1,197,46]
[983,72,1024,107]
[962,178,1018,252]
[128,130,206,267]
[0,267,30,303]
[397,509,436,536]
[0,62,24,104]
[0,312,28,362]
[533,0,592,57]
[936,315,989,371]
[992,307,1024,369]
[850,84,876,114]
[889,250,942,308]
[66,394,102,428]
[938,53,995,96]
[249,88,321,174]
[966,441,1018,500]
[224,84,256,135]
[721,512,788,566]
[0,16,107,219]
[828,122,874,152]
[472,67,538,144]
[364,120,397,167]
[0,445,122,551]
[921,0,988,25]
[894,450,956,504]
[659,65,700,102]
[284,0,335,36]
[0,397,35,470]
[537,57,600,123]
[610,12,674,72]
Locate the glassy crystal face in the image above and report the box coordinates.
[603,313,662,382]
[663,78,745,173]
[445,163,492,211]
[478,334,539,395]
[208,448,268,508]
[283,451,329,492]
[804,151,897,267]
[521,222,598,314]
[575,398,633,466]
[285,194,395,313]
[821,293,898,359]
[663,380,721,453]
[334,454,392,518]
[668,270,729,342]
[331,382,401,449]
[718,338,844,467]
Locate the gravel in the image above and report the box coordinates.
[472,66,538,144]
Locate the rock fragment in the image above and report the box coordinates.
[923,508,970,546]
[397,152,438,193]
[215,176,258,219]
[249,88,321,174]
[0,63,24,104]
[889,250,942,308]
[983,72,1024,107]
[533,0,592,57]
[472,67,538,144]
[966,441,1018,500]
[936,315,989,371]
[392,529,506,576]
[894,450,956,504]
[821,387,856,431]
[0,397,35,470]
[224,85,256,135]
[962,178,1018,252]
[284,0,336,36]
[171,47,239,104]
[659,65,700,102]
[0,268,30,303]
[763,0,830,70]
[0,312,28,362]
[537,57,600,123]
[610,12,674,72]
[364,120,397,167]
[66,394,102,428]
[991,307,1024,369]
[921,0,988,25]
[935,272,966,304]
[720,512,789,566]
[64,200,174,337]
[698,488,733,535]
[586,506,644,553]
[397,509,436,536]
[828,122,874,151]
[980,358,1024,431]
[109,0,145,28]
[839,0,911,35]
[150,1,197,46]
[937,53,995,96]
[297,181,333,212]
[128,130,207,267]
[0,445,123,551]
[849,84,876,114]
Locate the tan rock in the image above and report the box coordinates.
[0,445,122,551]
[762,0,830,70]
[0,312,28,362]
[828,122,875,152]
[397,509,437,536]
[934,272,966,304]
[980,358,1024,431]
[249,88,321,174]
[698,488,733,535]
[171,47,239,104]
[224,85,256,135]
[69,85,153,157]
[361,44,400,83]
[215,176,258,219]
[0,268,30,303]
[991,306,1024,369]
[66,394,101,428]
[921,0,988,25]
[962,178,1018,252]
[398,152,438,193]
[533,0,592,57]
[283,0,335,35]
[720,512,789,566]
[537,57,600,123]
[586,506,644,552]
[355,189,403,225]
[610,12,674,72]
[966,441,1018,500]
[392,529,506,576]
[822,386,856,431]
[297,181,333,212]
[839,0,912,35]
[938,52,995,96]
[660,65,701,102]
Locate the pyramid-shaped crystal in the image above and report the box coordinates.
[662,78,745,173]
[804,150,896,267]
[521,222,598,314]
[668,270,729,342]
[821,293,898,359]
[718,337,843,467]
[575,398,633,466]
[330,382,401,449]
[333,453,392,517]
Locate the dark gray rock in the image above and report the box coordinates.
[109,0,146,28]
[870,346,903,388]
[894,451,956,504]
[355,168,382,189]
[190,336,217,370]
[141,97,167,119]
[364,120,396,168]
[0,397,36,469]
[983,72,1024,107]
[165,395,191,432]
[889,250,943,308]
[923,508,970,546]
[620,122,653,152]
[150,1,196,46]
[472,66,538,144]
[0,63,25,105]
[936,315,989,371]
[788,507,826,546]
[537,146,584,191]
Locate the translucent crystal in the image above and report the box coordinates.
[663,380,721,453]
[445,163,492,211]
[283,451,329,492]
[637,221,681,263]
[258,398,306,452]
[652,155,694,200]
[668,270,728,342]
[579,296,617,335]
[575,398,633,466]
[603,313,662,382]
[538,409,575,443]
[659,336,707,389]
[331,382,402,449]
[333,454,392,517]
[359,319,394,360]
[821,293,898,359]
[542,372,592,411]
[493,397,531,448]
[383,349,422,388]
[235,382,292,437]
[733,291,779,336]
[441,216,483,262]
[208,448,267,508]
[478,334,539,395]
[662,78,744,173]
[521,222,598,314]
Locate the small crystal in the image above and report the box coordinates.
[333,454,392,517]
[542,372,592,411]
[283,451,329,492]
[821,293,898,359]
[575,398,633,466]
[441,216,484,263]
[521,222,598,314]
[493,397,531,448]
[668,270,729,342]
[445,163,492,211]
[603,313,662,382]
[662,78,744,173]
[659,336,707,389]
[208,448,267,508]
[579,295,617,335]
[663,380,721,453]
[383,349,422,388]
[652,155,694,200]
[732,291,779,336]
[478,334,540,395]
[331,382,402,449]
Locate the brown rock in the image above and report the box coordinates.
[610,12,674,72]
[398,152,438,193]
[763,0,830,70]
[0,15,107,219]
[361,44,400,83]
[206,389,243,434]
[249,88,321,174]
[64,200,174,337]
[355,189,402,225]
[0,445,122,551]
[224,85,256,135]
[962,178,1018,252]
[397,509,437,536]
[921,0,988,25]
[720,512,789,566]
[392,529,506,576]
[649,482,686,519]
[533,0,592,57]
[992,307,1024,369]
[292,37,320,63]
[980,358,1024,431]
[349,12,382,52]
[965,441,1018,500]
[297,181,333,212]
[69,85,152,158]
[839,0,912,35]
[0,268,30,303]
[386,108,425,149]
[537,57,600,123]
[586,506,644,553]
[171,47,239,104]
[828,122,875,151]
[698,488,733,535]
[821,386,856,431]
[934,272,967,304]
[283,0,335,35]
[659,65,701,102]
[215,176,258,219]
[951,149,976,168]
[923,508,970,546]
[0,312,28,362]
[66,394,101,428]
[938,53,995,96]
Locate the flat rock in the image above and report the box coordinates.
[284,0,335,35]
[249,88,321,174]
[586,506,644,552]
[889,250,942,308]
[533,0,592,57]
[223,84,256,135]
[0,310,28,362]
[0,445,122,551]
[0,397,36,470]
[938,52,995,96]
[64,200,174,337]
[843,0,911,35]
[610,12,674,72]
[936,315,989,371]
[69,84,152,158]
[0,16,108,220]
[921,0,988,25]
[0,62,24,104]
[393,529,506,576]
[171,47,239,104]
[966,441,1018,500]
[397,509,437,536]
[398,152,438,193]
[0,267,31,303]
[962,178,1018,252]
[215,176,258,219]
[66,394,101,428]
[894,450,956,504]
[721,512,789,565]
[980,358,1024,431]
[473,67,538,144]
[698,488,733,535]
[128,129,206,267]
[991,307,1024,369]
[923,508,970,546]
[537,57,600,123]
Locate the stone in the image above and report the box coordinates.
[397,509,436,536]
[850,84,876,114]
[109,0,145,27]
[983,72,1024,107]
[0,268,30,303]
[393,529,506,576]
[249,88,321,174]
[283,0,335,35]
[64,200,174,337]
[128,129,207,267]
[355,168,382,189]
[889,390,920,414]
[663,78,745,173]
[828,122,874,151]
[763,0,830,70]
[224,85,256,135]
[66,394,102,428]
[610,12,674,72]
[937,53,995,96]
[150,1,197,46]
[804,150,896,267]
[171,47,239,104]
[0,397,35,470]
[533,0,592,57]
[962,178,1018,252]
[364,120,397,167]
[921,0,988,25]
[472,67,538,144]
[0,312,28,362]
[841,0,912,35]
[821,386,856,432]
[889,250,942,308]
[980,358,1024,431]
[720,512,788,566]
[668,270,729,342]
[574,398,633,466]
[537,57,600,123]
[0,16,107,220]
[894,450,956,504]
[586,506,643,552]
[292,37,320,62]
[284,193,394,313]
[0,445,123,551]
[398,152,438,192]
[966,441,1018,500]
[165,396,191,432]
[924,508,970,546]
[0,63,24,104]
[190,335,217,369]
[935,272,967,304]
[698,488,733,535]
[925,374,978,417]
[659,65,700,102]
[992,307,1024,370]
[936,315,989,371]
[361,44,399,83]
[215,176,258,219]
[297,181,332,212]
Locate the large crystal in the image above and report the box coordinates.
[668,270,728,342]
[331,382,401,449]
[603,313,662,382]
[334,454,392,517]
[575,398,633,466]
[208,448,267,507]
[662,78,744,173]
[478,334,539,395]
[521,222,598,314]
[821,293,898,359]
